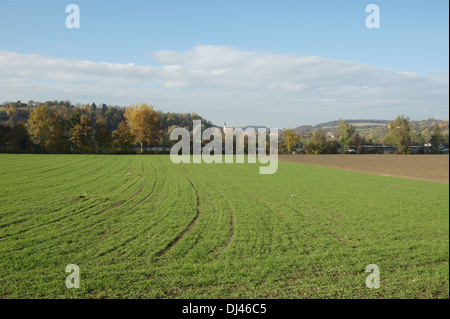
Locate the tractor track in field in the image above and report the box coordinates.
[0,202,104,242]
[64,160,159,228]
[299,198,347,221]
[0,160,143,232]
[0,157,97,205]
[201,179,236,257]
[0,158,146,235]
[91,160,163,258]
[213,192,235,256]
[154,176,201,261]
[0,157,91,180]
[224,173,354,248]
[219,173,300,251]
[282,201,351,246]
[3,160,161,253]
[0,159,160,248]
[68,159,158,226]
[174,165,236,258]
[130,161,159,208]
[38,158,92,175]
[0,160,146,239]
[1,158,73,179]
[261,190,353,246]
[238,175,357,247]
[78,159,112,178]
[0,157,120,220]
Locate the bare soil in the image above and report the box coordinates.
[278,154,449,183]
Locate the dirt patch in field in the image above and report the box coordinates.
[278,155,449,184]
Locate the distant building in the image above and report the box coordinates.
[222,123,234,135]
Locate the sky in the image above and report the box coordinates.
[0,0,448,127]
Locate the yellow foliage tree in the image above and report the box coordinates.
[114,120,135,153]
[27,106,66,152]
[124,104,161,153]
[282,128,300,154]
[70,114,93,153]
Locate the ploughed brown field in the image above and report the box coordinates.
[278,154,449,183]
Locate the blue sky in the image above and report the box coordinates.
[0,0,448,127]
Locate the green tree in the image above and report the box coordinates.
[65,112,81,137]
[383,115,412,154]
[429,124,443,154]
[94,118,113,153]
[411,129,426,146]
[0,125,12,152]
[305,128,329,154]
[11,122,31,152]
[443,131,449,147]
[337,119,355,153]
[351,132,363,153]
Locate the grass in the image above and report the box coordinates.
[0,154,448,298]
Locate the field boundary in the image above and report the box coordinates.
[278,155,449,184]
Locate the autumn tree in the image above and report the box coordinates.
[70,114,93,153]
[282,128,300,154]
[6,106,17,125]
[304,128,336,154]
[124,104,162,153]
[337,119,356,153]
[114,120,135,153]
[27,106,66,152]
[383,115,412,154]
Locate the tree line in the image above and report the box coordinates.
[0,100,213,154]
[0,101,448,155]
[280,116,449,155]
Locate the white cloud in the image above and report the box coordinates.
[0,46,448,127]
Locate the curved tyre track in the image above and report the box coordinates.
[0,159,147,240]
[1,159,159,251]
[201,179,235,257]
[154,177,200,261]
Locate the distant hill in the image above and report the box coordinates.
[315,119,390,128]
[293,119,449,136]
[293,125,314,135]
[294,120,390,133]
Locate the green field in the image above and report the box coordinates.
[0,154,448,298]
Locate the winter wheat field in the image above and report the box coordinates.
[0,154,448,298]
